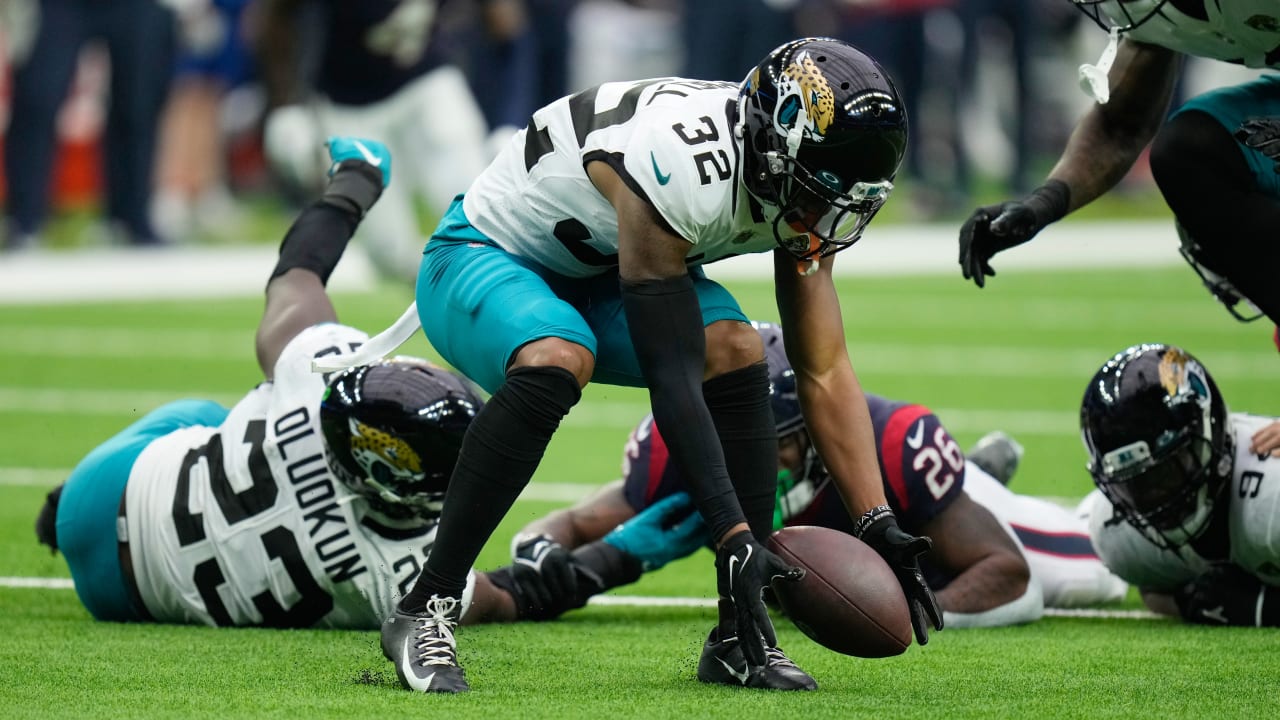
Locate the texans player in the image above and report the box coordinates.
[322,38,942,693]
[34,138,518,630]
[958,0,1280,341]
[256,0,491,283]
[501,323,1129,629]
[1081,343,1280,626]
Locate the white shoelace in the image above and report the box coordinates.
[764,646,797,669]
[413,595,460,666]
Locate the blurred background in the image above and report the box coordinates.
[0,0,1267,257]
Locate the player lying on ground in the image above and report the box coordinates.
[34,137,522,628]
[1080,342,1280,627]
[493,323,1128,627]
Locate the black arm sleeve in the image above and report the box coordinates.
[619,274,745,540]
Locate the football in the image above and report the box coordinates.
[767,525,912,658]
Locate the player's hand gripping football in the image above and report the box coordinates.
[1235,117,1280,172]
[958,180,1069,288]
[859,513,943,644]
[716,530,804,668]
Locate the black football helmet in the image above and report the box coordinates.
[1080,343,1234,550]
[737,38,906,265]
[1071,0,1175,33]
[319,358,484,521]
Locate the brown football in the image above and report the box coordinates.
[767,525,912,658]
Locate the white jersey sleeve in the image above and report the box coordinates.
[123,324,474,628]
[1113,0,1280,68]
[1224,413,1280,583]
[1084,490,1210,592]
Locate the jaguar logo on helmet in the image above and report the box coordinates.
[772,51,835,146]
[1156,347,1210,406]
[349,418,424,479]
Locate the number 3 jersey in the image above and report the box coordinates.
[463,77,790,278]
[121,324,471,629]
[1085,413,1280,590]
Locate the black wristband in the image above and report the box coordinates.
[268,202,357,285]
[1024,180,1071,226]
[321,160,384,218]
[852,505,894,540]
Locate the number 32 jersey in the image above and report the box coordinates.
[121,324,471,629]
[463,77,786,278]
[1086,413,1280,590]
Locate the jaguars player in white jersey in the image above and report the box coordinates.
[34,137,516,630]
[957,0,1280,332]
[341,38,942,694]
[1080,343,1280,626]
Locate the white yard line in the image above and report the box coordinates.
[0,577,1159,619]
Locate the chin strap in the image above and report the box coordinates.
[311,301,420,373]
[1079,26,1120,104]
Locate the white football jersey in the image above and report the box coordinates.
[1105,0,1280,68]
[463,77,785,278]
[1086,412,1280,590]
[123,324,473,629]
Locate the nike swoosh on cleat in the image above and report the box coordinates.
[650,151,671,185]
[354,140,383,167]
[717,658,750,685]
[401,635,434,691]
[906,420,925,450]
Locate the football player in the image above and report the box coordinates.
[33,137,519,630]
[1080,343,1280,626]
[256,0,491,283]
[320,38,942,693]
[957,0,1280,337]
[499,323,1128,628]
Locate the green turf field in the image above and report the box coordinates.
[2,264,1276,719]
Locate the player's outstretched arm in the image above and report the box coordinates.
[1247,420,1280,457]
[774,251,942,643]
[920,494,1043,628]
[255,137,391,378]
[956,38,1180,288]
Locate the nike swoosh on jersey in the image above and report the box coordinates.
[354,140,383,167]
[650,151,671,185]
[906,420,925,450]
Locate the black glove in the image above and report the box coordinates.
[716,530,804,668]
[958,180,1069,288]
[1235,117,1280,172]
[859,512,943,645]
[1174,564,1279,627]
[507,533,580,621]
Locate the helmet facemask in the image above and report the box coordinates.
[1071,0,1174,34]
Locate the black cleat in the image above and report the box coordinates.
[696,627,816,691]
[381,595,469,693]
[966,431,1024,487]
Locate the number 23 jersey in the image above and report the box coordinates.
[1087,413,1280,589]
[463,77,783,278]
[122,324,462,629]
